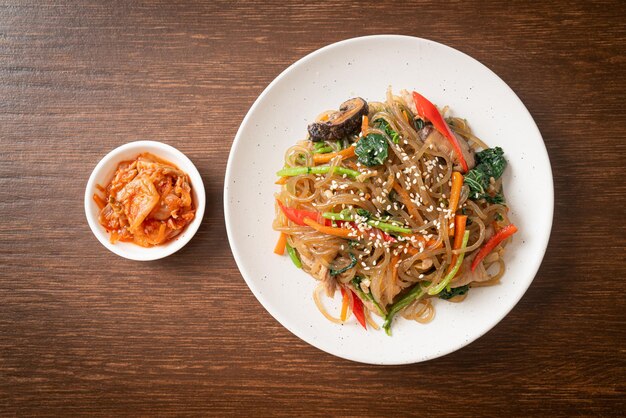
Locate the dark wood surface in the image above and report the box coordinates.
[1,1,625,416]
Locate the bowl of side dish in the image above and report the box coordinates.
[85,140,205,261]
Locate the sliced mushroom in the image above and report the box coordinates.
[307,97,369,142]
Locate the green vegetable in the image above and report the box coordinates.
[295,153,307,164]
[330,253,357,276]
[382,282,429,336]
[413,118,425,131]
[322,209,354,221]
[476,147,507,179]
[464,168,488,197]
[464,147,507,203]
[355,133,388,166]
[351,277,385,316]
[438,284,469,300]
[368,220,411,234]
[355,208,370,219]
[312,142,333,154]
[428,230,470,295]
[276,165,361,179]
[285,243,302,268]
[377,119,400,144]
[313,141,342,154]
[321,211,412,234]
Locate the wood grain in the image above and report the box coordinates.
[1,0,625,416]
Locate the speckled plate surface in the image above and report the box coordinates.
[224,35,553,364]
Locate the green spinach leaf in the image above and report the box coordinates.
[355,133,388,166]
[464,147,507,203]
[438,285,470,300]
[377,119,400,144]
[355,208,371,219]
[330,253,357,276]
[475,147,507,179]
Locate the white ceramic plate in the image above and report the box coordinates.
[224,35,553,364]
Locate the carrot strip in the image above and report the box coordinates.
[340,289,349,321]
[393,183,423,223]
[275,177,288,185]
[404,238,443,255]
[402,110,409,123]
[312,146,356,164]
[361,115,369,135]
[391,254,401,284]
[303,217,353,239]
[448,171,464,235]
[274,232,287,255]
[449,215,467,269]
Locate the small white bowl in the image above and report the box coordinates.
[85,140,206,261]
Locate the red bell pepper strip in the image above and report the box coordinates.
[471,224,518,271]
[412,91,469,172]
[343,287,367,330]
[277,200,330,226]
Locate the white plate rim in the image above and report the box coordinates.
[224,35,554,364]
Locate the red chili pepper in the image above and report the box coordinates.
[277,200,330,226]
[412,91,469,172]
[349,289,367,330]
[471,224,518,271]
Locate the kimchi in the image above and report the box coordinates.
[94,153,195,247]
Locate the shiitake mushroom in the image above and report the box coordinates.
[307,97,369,142]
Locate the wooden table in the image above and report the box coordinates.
[2,1,624,415]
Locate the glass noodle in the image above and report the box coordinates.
[273,88,515,332]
